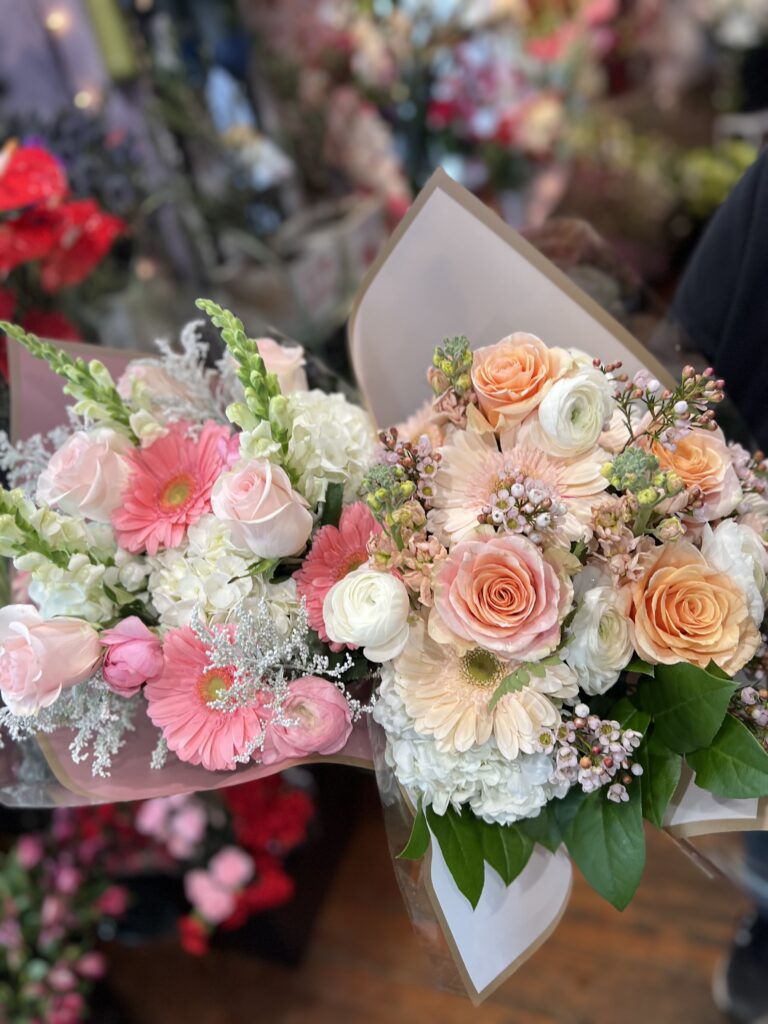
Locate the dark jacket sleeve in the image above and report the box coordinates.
[671,148,768,447]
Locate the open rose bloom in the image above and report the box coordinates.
[3,173,768,1003]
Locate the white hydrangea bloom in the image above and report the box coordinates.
[22,552,120,623]
[373,665,567,825]
[254,577,301,636]
[284,390,375,505]
[148,515,261,629]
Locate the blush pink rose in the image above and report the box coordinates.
[37,428,132,522]
[651,427,742,522]
[256,337,308,393]
[261,676,353,766]
[208,847,254,890]
[211,459,313,558]
[0,605,101,716]
[432,535,570,659]
[101,617,164,697]
[471,334,572,427]
[184,869,236,925]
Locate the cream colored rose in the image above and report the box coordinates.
[256,337,308,393]
[471,333,572,427]
[211,459,313,558]
[565,585,633,695]
[323,569,410,662]
[630,541,759,674]
[37,428,133,522]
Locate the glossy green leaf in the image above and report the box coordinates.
[688,715,768,799]
[560,786,646,911]
[516,804,562,853]
[637,731,682,828]
[636,662,735,754]
[478,821,533,886]
[425,805,486,908]
[398,799,430,860]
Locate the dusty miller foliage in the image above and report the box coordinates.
[0,675,143,778]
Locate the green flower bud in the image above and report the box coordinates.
[665,471,684,496]
[455,373,472,392]
[87,359,115,390]
[637,487,659,508]
[400,481,416,497]
[600,462,614,479]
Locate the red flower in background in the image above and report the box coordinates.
[222,777,314,855]
[39,200,126,293]
[0,207,62,275]
[178,915,209,956]
[0,142,67,212]
[22,310,82,341]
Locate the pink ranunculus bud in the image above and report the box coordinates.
[261,676,353,766]
[0,606,102,716]
[75,951,106,979]
[100,617,164,696]
[184,869,236,925]
[15,834,44,870]
[211,459,313,559]
[208,847,254,891]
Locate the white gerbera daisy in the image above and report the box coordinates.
[394,619,577,759]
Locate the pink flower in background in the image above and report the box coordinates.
[15,835,43,870]
[261,676,353,766]
[167,802,208,858]
[75,952,106,980]
[145,627,267,772]
[97,886,128,917]
[256,337,308,393]
[112,420,231,555]
[208,847,254,890]
[0,605,101,716]
[185,870,236,925]
[101,617,163,696]
[294,502,380,643]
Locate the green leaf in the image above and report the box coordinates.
[560,786,646,911]
[425,805,485,908]
[477,821,533,886]
[516,805,562,853]
[320,482,344,528]
[688,715,768,799]
[610,697,651,735]
[398,799,430,861]
[489,668,529,710]
[636,662,735,754]
[637,731,682,828]
[626,657,655,677]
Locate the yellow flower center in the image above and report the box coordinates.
[198,667,234,705]
[160,473,195,510]
[461,649,504,688]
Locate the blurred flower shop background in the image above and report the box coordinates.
[1,1,767,1021]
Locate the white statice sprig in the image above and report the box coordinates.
[0,674,143,778]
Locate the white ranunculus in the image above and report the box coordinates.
[536,367,614,457]
[564,586,633,696]
[323,569,410,662]
[701,520,768,626]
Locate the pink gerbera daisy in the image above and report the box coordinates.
[294,502,379,643]
[145,626,266,772]
[112,421,232,555]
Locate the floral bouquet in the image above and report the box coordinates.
[3,171,768,1002]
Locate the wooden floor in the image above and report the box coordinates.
[108,775,744,1024]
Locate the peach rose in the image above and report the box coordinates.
[211,459,313,558]
[37,428,133,523]
[0,605,102,716]
[432,535,571,659]
[471,333,572,427]
[256,337,308,393]
[630,541,759,674]
[651,428,742,521]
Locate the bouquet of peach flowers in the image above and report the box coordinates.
[352,331,768,910]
